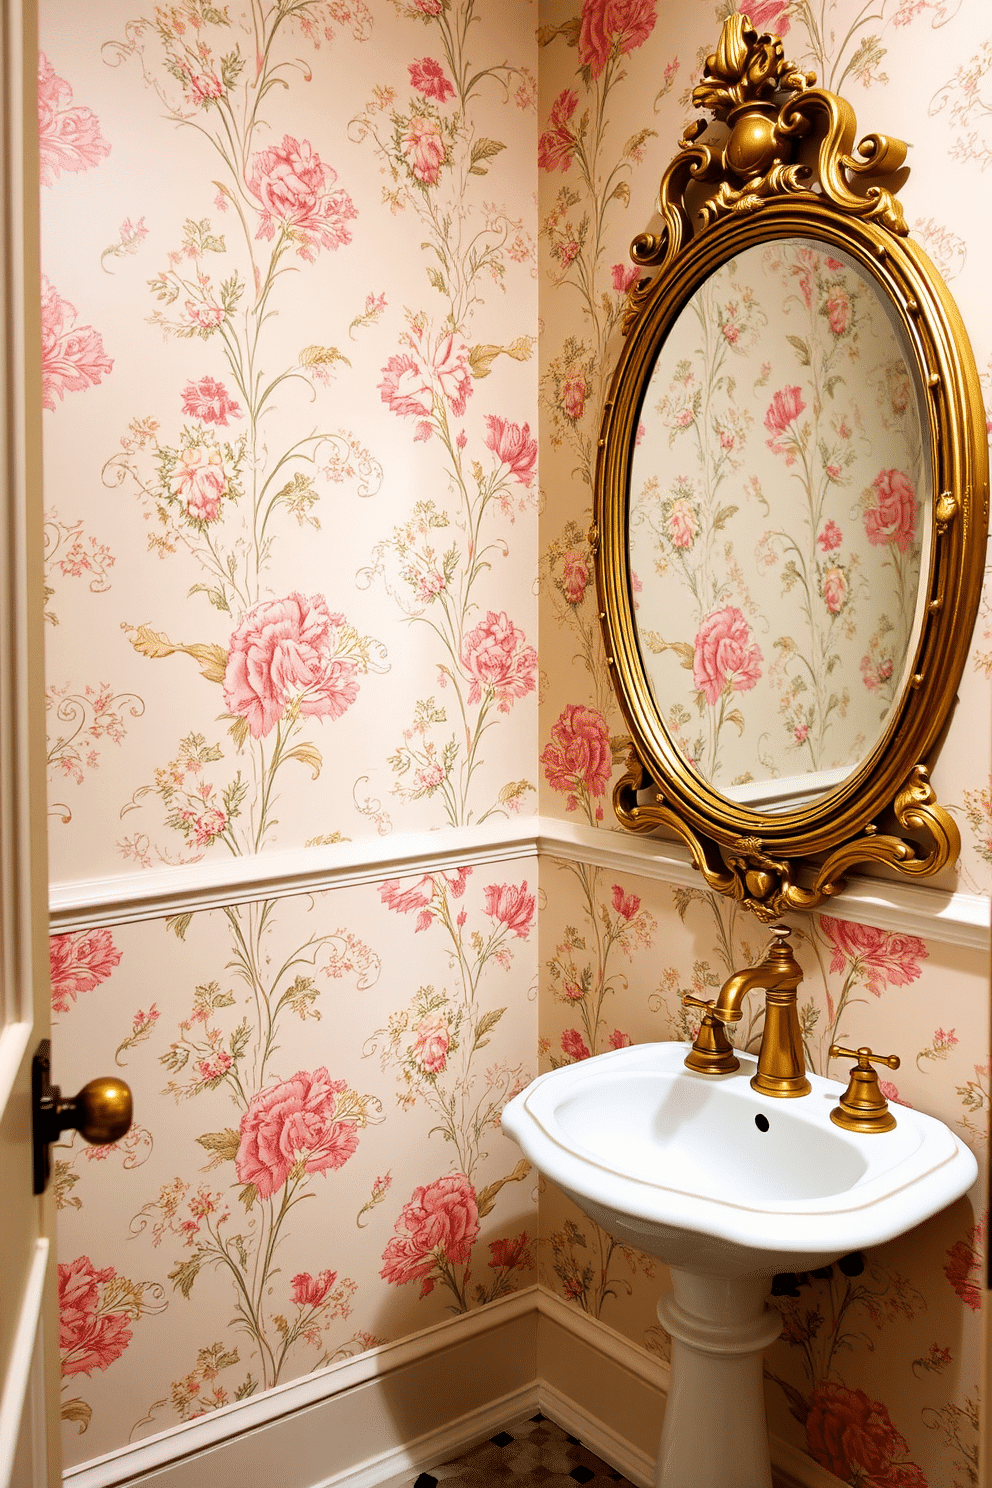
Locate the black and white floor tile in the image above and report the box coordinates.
[400,1414,636,1488]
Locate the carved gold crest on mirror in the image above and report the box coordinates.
[593,13,989,923]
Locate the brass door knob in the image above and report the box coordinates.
[32,1039,133,1193]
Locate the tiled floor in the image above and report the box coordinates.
[401,1414,636,1488]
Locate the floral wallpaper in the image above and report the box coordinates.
[630,240,927,795]
[38,0,992,1484]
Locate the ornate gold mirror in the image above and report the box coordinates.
[593,14,989,922]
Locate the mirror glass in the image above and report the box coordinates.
[628,237,932,812]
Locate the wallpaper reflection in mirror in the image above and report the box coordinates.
[629,239,930,806]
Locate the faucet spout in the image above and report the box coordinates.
[682,926,811,1097]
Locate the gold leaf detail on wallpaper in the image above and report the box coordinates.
[299,344,351,374]
[61,1398,91,1434]
[469,138,506,176]
[536,17,581,47]
[640,632,695,670]
[283,742,323,779]
[196,1129,241,1168]
[238,1183,258,1211]
[476,1157,532,1217]
[469,336,535,379]
[498,780,534,807]
[473,1005,505,1051]
[165,912,193,940]
[610,181,631,206]
[126,624,227,683]
[168,1254,203,1299]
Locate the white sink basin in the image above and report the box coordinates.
[502,1040,977,1277]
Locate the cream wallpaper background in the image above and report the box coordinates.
[40,0,991,1485]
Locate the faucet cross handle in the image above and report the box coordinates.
[828,1045,901,1134]
[681,992,714,1011]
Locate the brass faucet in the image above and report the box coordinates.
[682,925,811,1098]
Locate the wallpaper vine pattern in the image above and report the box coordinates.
[537,0,989,1485]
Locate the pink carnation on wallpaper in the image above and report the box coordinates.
[484,415,537,487]
[40,276,113,411]
[944,1222,983,1312]
[763,385,805,456]
[578,0,657,79]
[37,53,111,188]
[561,1028,591,1061]
[609,1030,633,1049]
[223,592,359,738]
[739,1,792,37]
[561,370,587,422]
[379,352,433,421]
[819,917,928,996]
[248,134,358,261]
[170,444,229,523]
[825,287,850,336]
[485,881,536,938]
[668,498,697,549]
[538,89,578,172]
[863,468,917,554]
[818,520,842,552]
[611,884,640,920]
[50,928,121,1014]
[291,1269,337,1307]
[693,606,763,706]
[190,806,227,847]
[380,1174,480,1295]
[408,58,455,102]
[236,1067,360,1200]
[611,263,638,294]
[561,550,589,605]
[460,611,537,711]
[413,1014,450,1073]
[58,1257,132,1377]
[822,566,847,615]
[402,114,447,186]
[433,334,473,417]
[804,1381,925,1487]
[488,1232,533,1271]
[541,704,612,802]
[379,868,470,932]
[181,376,242,426]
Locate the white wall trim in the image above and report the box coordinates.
[62,1286,844,1488]
[49,815,989,948]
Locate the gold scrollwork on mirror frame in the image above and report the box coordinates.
[594,14,989,924]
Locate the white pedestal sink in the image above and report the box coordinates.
[501,1042,977,1488]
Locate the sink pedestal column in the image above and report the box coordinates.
[656,1268,781,1488]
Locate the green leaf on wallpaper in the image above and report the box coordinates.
[285,742,323,779]
[713,505,738,531]
[473,1006,505,1050]
[427,267,448,294]
[725,708,745,736]
[609,734,631,764]
[235,1377,258,1401]
[825,375,844,399]
[230,1019,251,1062]
[227,713,251,751]
[537,17,581,46]
[169,1255,203,1299]
[469,138,505,176]
[166,912,193,941]
[239,1183,258,1211]
[610,181,630,207]
[189,582,231,613]
[61,1398,91,1433]
[786,335,810,367]
[201,3,232,25]
[196,1129,241,1167]
[220,50,244,89]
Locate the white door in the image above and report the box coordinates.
[0,2,60,1484]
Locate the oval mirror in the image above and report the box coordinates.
[593,15,989,921]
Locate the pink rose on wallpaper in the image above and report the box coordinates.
[408,58,455,102]
[433,334,472,417]
[485,881,535,938]
[379,352,434,422]
[578,0,657,80]
[611,263,639,294]
[488,1232,533,1272]
[538,89,579,172]
[804,1382,925,1487]
[764,385,806,457]
[484,415,537,487]
[692,606,763,706]
[822,565,847,614]
[381,1174,480,1294]
[541,705,612,802]
[181,376,242,426]
[460,611,537,710]
[171,445,229,523]
[248,135,357,260]
[413,1014,450,1074]
[561,370,587,422]
[291,1270,337,1307]
[58,1257,132,1377]
[668,498,697,549]
[40,276,113,411]
[561,549,589,605]
[818,520,842,552]
[944,1224,983,1311]
[561,1029,591,1061]
[223,592,359,738]
[37,53,111,188]
[414,0,443,15]
[611,884,640,920]
[402,115,447,186]
[185,299,225,332]
[819,917,928,996]
[50,928,121,1014]
[739,0,792,35]
[181,66,224,106]
[191,807,227,847]
[825,287,850,335]
[609,1030,633,1049]
[863,468,917,554]
[236,1067,359,1199]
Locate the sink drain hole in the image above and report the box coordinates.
[754,1113,770,1132]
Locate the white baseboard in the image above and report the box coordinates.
[63,1286,845,1488]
